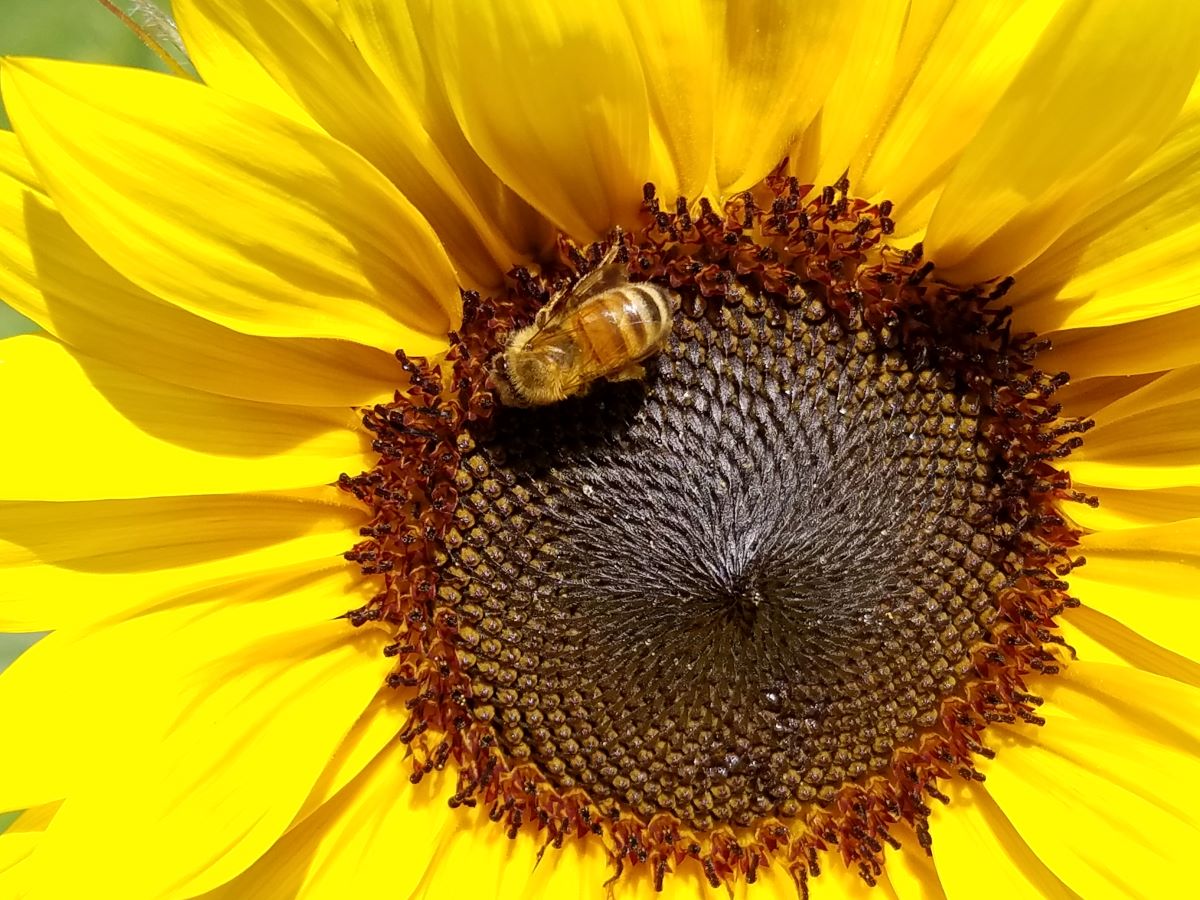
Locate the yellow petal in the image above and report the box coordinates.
[1068,366,1200,490]
[416,814,815,900]
[427,1,649,240]
[1011,81,1200,334]
[1078,364,1200,426]
[412,812,768,900]
[18,591,388,898]
[711,1,859,195]
[0,833,36,873]
[337,0,552,271]
[0,130,396,408]
[1052,371,1156,421]
[1032,661,1200,755]
[856,1,1063,234]
[1063,484,1200,531]
[201,740,454,900]
[616,0,715,201]
[0,335,369,501]
[292,688,408,823]
[1057,607,1140,671]
[336,1,549,262]
[930,779,1074,900]
[0,488,362,632]
[0,565,369,814]
[882,843,945,900]
[0,830,34,873]
[791,2,907,189]
[1040,305,1200,382]
[809,860,889,900]
[0,804,59,898]
[417,810,593,900]
[1060,605,1200,690]
[2,57,459,355]
[177,0,542,288]
[409,805,545,900]
[1067,519,1200,663]
[170,1,318,128]
[925,0,1200,283]
[984,720,1199,898]
[0,834,37,897]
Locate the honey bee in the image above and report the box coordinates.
[491,242,676,407]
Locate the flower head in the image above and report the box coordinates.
[1,1,1199,898]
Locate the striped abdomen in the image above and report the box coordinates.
[569,282,674,378]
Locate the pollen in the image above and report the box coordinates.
[338,171,1092,893]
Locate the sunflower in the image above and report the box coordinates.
[1,0,1199,897]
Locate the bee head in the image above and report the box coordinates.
[489,349,529,408]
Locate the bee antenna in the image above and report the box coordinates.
[96,0,194,79]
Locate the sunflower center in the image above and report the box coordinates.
[453,299,996,829]
[341,176,1091,889]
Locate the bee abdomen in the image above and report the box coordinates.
[580,284,673,365]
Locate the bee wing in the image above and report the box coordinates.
[565,256,628,302]
[538,262,629,328]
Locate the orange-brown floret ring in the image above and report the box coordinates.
[337,172,1092,894]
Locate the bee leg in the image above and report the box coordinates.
[609,363,647,382]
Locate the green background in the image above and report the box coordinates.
[1,0,173,829]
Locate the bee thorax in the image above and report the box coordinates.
[500,348,565,407]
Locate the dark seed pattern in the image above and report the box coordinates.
[456,304,1001,832]
[339,172,1092,893]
